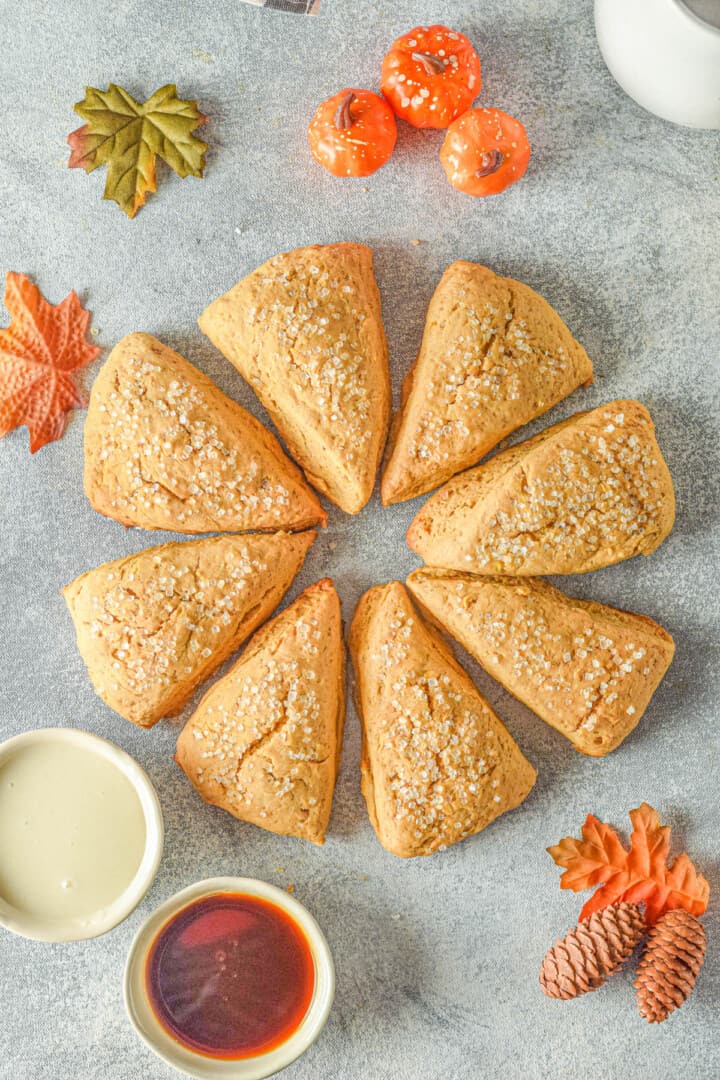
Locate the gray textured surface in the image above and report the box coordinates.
[1,1,719,1078]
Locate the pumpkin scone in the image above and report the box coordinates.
[62,531,315,729]
[407,569,675,757]
[407,400,675,576]
[381,262,593,504]
[84,333,325,533]
[199,243,391,514]
[349,581,536,858]
[175,579,344,846]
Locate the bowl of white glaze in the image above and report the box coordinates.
[0,727,164,942]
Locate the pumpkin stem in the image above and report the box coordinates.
[476,150,503,178]
[411,52,446,76]
[334,92,357,130]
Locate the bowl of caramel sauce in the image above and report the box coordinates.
[124,878,334,1079]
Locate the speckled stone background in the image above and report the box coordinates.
[1,2,719,1078]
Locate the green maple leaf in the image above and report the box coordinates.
[67,83,208,218]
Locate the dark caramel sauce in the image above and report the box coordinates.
[145,892,315,1059]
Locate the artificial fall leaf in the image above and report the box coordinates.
[68,83,208,218]
[662,854,711,919]
[0,271,101,452]
[547,814,629,892]
[548,803,709,926]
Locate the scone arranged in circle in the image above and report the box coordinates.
[349,581,536,858]
[407,569,675,757]
[62,531,315,729]
[84,333,325,533]
[382,262,593,504]
[407,400,675,576]
[176,579,344,846]
[199,243,391,514]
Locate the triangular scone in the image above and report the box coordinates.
[199,243,391,514]
[407,400,675,576]
[84,333,325,533]
[175,579,344,846]
[382,262,593,504]
[349,582,536,858]
[62,531,315,729]
[407,569,675,757]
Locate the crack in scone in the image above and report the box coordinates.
[407,569,675,757]
[175,580,344,846]
[382,262,593,504]
[62,533,314,728]
[84,333,324,533]
[407,400,675,576]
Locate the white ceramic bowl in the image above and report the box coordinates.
[0,727,164,942]
[595,0,720,128]
[124,877,335,1080]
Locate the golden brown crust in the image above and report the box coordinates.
[62,532,315,729]
[348,581,536,857]
[175,579,345,845]
[199,243,391,514]
[407,400,675,575]
[407,569,675,757]
[84,333,326,533]
[382,262,593,504]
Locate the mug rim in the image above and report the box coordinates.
[672,0,720,37]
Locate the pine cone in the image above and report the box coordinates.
[635,909,706,1022]
[540,902,645,999]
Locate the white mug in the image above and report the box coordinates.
[595,0,720,129]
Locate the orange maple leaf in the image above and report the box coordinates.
[0,271,101,452]
[663,853,710,918]
[548,803,709,926]
[547,814,628,891]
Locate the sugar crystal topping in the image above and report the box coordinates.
[442,580,658,737]
[85,544,270,701]
[409,289,570,465]
[94,352,292,526]
[468,409,668,569]
[244,254,377,469]
[368,598,513,847]
[188,608,332,813]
